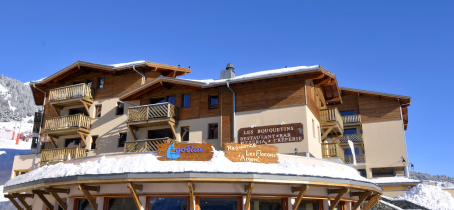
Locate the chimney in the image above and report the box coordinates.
[220,63,235,79]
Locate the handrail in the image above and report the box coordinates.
[40,147,87,164]
[320,108,344,131]
[321,142,345,162]
[132,137,171,142]
[127,103,178,122]
[342,114,361,124]
[44,114,91,130]
[49,83,93,102]
[125,138,175,153]
[339,134,363,143]
[344,154,366,164]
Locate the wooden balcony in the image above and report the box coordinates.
[125,138,174,153]
[321,143,345,163]
[342,114,361,124]
[44,114,91,137]
[338,134,363,143]
[40,147,87,164]
[48,84,94,107]
[127,103,178,128]
[320,108,344,138]
[344,154,366,164]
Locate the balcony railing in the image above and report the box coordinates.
[344,154,366,164]
[40,147,87,164]
[49,84,93,102]
[44,114,91,131]
[127,103,178,123]
[342,114,361,124]
[321,143,345,162]
[338,134,363,143]
[320,108,344,133]
[125,138,174,153]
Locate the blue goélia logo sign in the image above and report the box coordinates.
[166,142,205,159]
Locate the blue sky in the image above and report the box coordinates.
[1,1,453,176]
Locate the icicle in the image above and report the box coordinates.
[347,140,356,166]
[67,153,71,161]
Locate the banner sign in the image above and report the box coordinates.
[157,142,213,161]
[238,123,304,145]
[381,185,404,191]
[224,143,278,164]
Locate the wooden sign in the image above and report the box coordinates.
[157,142,213,161]
[224,143,278,164]
[381,185,404,191]
[238,123,304,145]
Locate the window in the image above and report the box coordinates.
[294,199,321,210]
[182,94,190,107]
[166,96,175,105]
[14,169,32,177]
[148,129,174,139]
[76,199,94,210]
[344,128,357,135]
[98,77,105,89]
[106,198,137,210]
[65,138,84,148]
[69,107,88,116]
[358,169,367,178]
[208,124,218,139]
[91,136,98,150]
[181,127,189,141]
[208,95,218,109]
[118,133,127,147]
[340,110,355,116]
[95,105,102,118]
[312,119,315,138]
[116,102,124,115]
[250,198,283,210]
[199,197,240,210]
[343,148,359,156]
[317,126,320,142]
[149,197,188,210]
[86,79,93,87]
[150,98,165,104]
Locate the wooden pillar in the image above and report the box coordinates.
[32,190,54,210]
[128,126,138,141]
[78,184,99,210]
[328,188,349,210]
[77,132,88,147]
[244,183,254,210]
[292,185,309,210]
[351,191,372,210]
[362,195,381,210]
[4,194,23,210]
[48,136,58,148]
[188,182,195,210]
[45,188,69,210]
[11,193,33,210]
[127,183,144,210]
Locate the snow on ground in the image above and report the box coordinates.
[5,150,370,187]
[0,84,7,94]
[395,184,454,210]
[369,176,421,184]
[0,137,32,150]
[0,116,34,134]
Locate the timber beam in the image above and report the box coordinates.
[188,182,195,210]
[328,188,350,210]
[11,193,32,210]
[32,190,53,210]
[77,131,88,147]
[79,184,99,210]
[362,195,381,210]
[351,191,373,210]
[128,126,138,141]
[244,183,254,210]
[48,136,58,148]
[127,183,144,210]
[4,194,23,210]
[292,185,309,210]
[45,188,69,210]
[81,101,91,116]
[169,122,178,142]
[321,126,335,140]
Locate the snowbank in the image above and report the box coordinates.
[397,184,454,210]
[369,176,421,184]
[5,150,370,187]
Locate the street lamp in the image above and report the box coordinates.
[294,148,298,156]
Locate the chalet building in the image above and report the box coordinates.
[4,60,412,210]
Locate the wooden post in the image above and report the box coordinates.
[77,132,88,147]
[4,194,23,210]
[32,190,54,210]
[81,101,90,117]
[321,126,335,140]
[128,126,138,141]
[188,182,195,210]
[292,185,309,210]
[78,184,100,210]
[48,136,58,148]
[362,195,381,210]
[351,191,372,210]
[244,183,254,210]
[127,183,144,210]
[328,188,349,210]
[169,121,178,142]
[11,194,33,210]
[45,188,69,210]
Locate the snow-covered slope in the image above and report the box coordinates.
[396,184,454,210]
[0,74,38,122]
[411,171,454,189]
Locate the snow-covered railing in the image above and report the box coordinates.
[321,142,345,162]
[124,138,174,153]
[344,154,366,164]
[338,134,363,143]
[44,114,91,131]
[127,102,178,122]
[320,108,344,131]
[40,147,87,165]
[342,114,361,124]
[49,83,93,102]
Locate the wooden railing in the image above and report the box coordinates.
[127,103,178,122]
[342,114,361,124]
[320,108,344,131]
[344,154,366,164]
[40,147,87,164]
[125,138,174,153]
[49,84,93,102]
[321,143,345,162]
[44,114,91,131]
[339,134,363,143]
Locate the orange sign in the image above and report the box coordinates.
[224,143,278,164]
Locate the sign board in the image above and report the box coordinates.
[157,142,213,161]
[395,170,405,176]
[224,143,278,164]
[238,123,304,145]
[381,185,404,191]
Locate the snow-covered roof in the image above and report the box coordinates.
[107,60,147,68]
[5,150,372,188]
[370,176,421,184]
